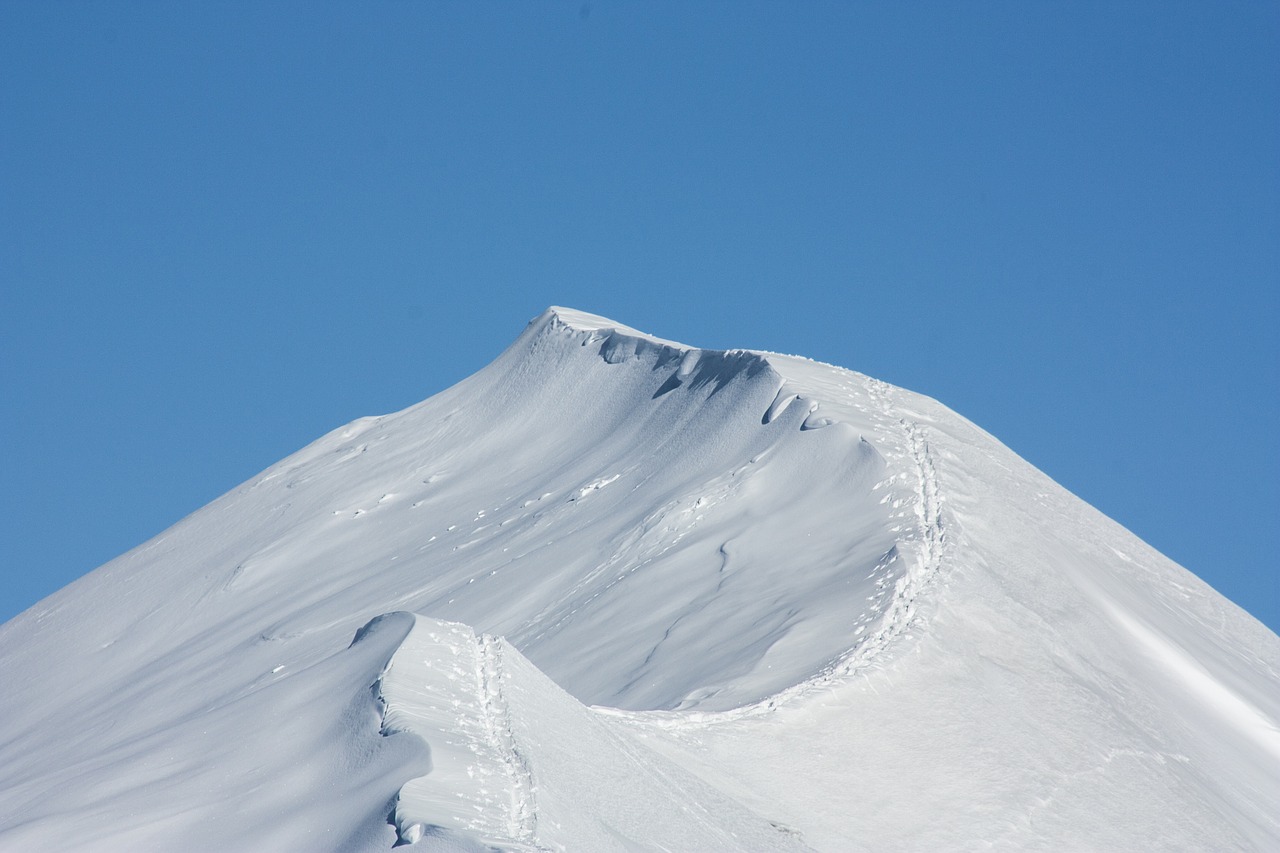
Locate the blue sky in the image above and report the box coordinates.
[2,2,1276,632]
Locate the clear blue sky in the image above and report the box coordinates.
[2,2,1276,632]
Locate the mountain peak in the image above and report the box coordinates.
[541,305,643,334]
[1,310,1275,851]
[531,305,678,348]
[533,304,712,360]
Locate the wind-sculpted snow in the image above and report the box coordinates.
[138,306,912,714]
[0,307,1277,851]
[0,607,428,852]
[374,613,812,851]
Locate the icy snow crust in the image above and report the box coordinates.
[1,307,1277,851]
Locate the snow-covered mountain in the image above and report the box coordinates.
[1,307,1276,852]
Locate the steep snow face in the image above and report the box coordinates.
[0,307,1277,852]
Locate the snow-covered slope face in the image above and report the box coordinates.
[1,307,1277,852]
[3,308,914,712]
[625,368,1280,851]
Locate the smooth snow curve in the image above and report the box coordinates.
[0,307,1276,851]
[376,613,810,850]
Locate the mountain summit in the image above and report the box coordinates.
[2,307,1277,851]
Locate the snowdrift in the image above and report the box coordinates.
[0,307,1276,851]
[376,612,809,850]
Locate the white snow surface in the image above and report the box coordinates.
[1,306,1277,851]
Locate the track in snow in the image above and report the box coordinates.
[377,614,815,851]
[477,635,540,846]
[377,617,545,850]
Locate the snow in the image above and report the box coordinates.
[0,306,1276,851]
[378,613,810,850]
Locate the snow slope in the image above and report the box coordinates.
[0,307,1276,851]
[376,612,809,850]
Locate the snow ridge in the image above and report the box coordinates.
[375,616,540,849]
[376,614,817,851]
[538,306,952,716]
[762,379,949,704]
[610,376,951,726]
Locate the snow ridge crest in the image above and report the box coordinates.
[531,305,777,392]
